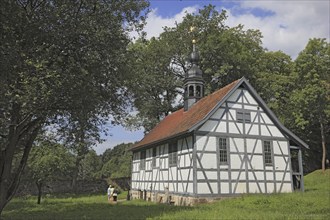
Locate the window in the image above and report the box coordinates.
[219,138,228,164]
[236,111,251,123]
[264,141,272,166]
[168,142,177,166]
[189,85,194,97]
[140,150,146,170]
[184,86,188,98]
[152,148,156,168]
[196,85,201,97]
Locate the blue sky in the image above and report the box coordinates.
[94,0,330,155]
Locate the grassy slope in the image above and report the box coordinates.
[2,170,329,220]
[154,169,330,219]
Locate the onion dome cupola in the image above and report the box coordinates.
[184,39,205,111]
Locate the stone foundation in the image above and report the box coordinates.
[130,190,219,206]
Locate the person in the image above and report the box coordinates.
[107,185,114,202]
[112,188,118,203]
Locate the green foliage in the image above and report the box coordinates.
[0,0,148,212]
[291,38,329,128]
[101,143,133,178]
[126,5,264,131]
[3,170,330,219]
[27,141,75,183]
[79,150,102,181]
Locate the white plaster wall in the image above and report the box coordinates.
[212,108,226,119]
[274,156,287,170]
[197,171,218,180]
[186,183,193,193]
[276,172,291,182]
[196,136,207,151]
[249,183,261,193]
[161,170,168,181]
[246,124,259,135]
[230,155,242,169]
[265,172,274,180]
[236,182,247,193]
[266,183,275,193]
[197,183,218,194]
[199,120,217,132]
[204,137,216,151]
[231,171,246,180]
[243,90,258,105]
[244,105,258,110]
[279,183,292,192]
[228,109,237,120]
[199,153,217,169]
[273,141,289,155]
[260,112,273,124]
[256,171,265,181]
[228,102,242,109]
[227,89,241,102]
[180,169,193,181]
[260,125,272,136]
[250,155,264,170]
[230,138,244,152]
[229,122,241,134]
[215,121,227,133]
[269,126,284,137]
[169,167,177,181]
[220,182,230,193]
[220,171,229,180]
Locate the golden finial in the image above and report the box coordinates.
[189,26,195,33]
[192,39,196,44]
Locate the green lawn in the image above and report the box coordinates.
[2,170,330,219]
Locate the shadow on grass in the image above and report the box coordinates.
[2,199,193,220]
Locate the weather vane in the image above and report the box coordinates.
[189,26,196,51]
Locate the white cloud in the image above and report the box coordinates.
[225,1,330,58]
[136,1,329,59]
[131,6,199,40]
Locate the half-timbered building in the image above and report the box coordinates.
[129,43,308,206]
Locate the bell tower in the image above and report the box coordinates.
[184,36,205,111]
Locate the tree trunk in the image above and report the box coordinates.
[71,156,83,194]
[320,120,327,172]
[36,181,42,204]
[0,106,42,215]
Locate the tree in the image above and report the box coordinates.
[79,150,102,181]
[290,38,330,172]
[27,140,75,204]
[254,51,295,121]
[101,143,133,178]
[0,0,148,214]
[126,5,264,131]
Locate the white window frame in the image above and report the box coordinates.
[263,140,273,166]
[219,137,228,164]
[140,150,146,170]
[168,142,177,167]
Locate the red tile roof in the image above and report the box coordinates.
[131,79,240,150]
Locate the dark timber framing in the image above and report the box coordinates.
[130,77,308,203]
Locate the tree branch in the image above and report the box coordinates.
[6,126,41,203]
